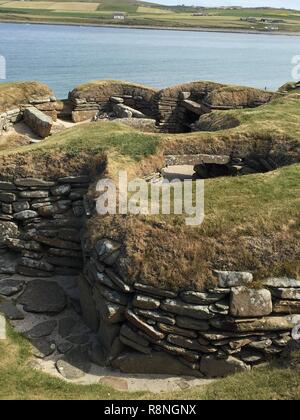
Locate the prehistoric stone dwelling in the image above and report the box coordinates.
[0,79,299,380]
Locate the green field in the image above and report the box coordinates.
[0,1,300,32]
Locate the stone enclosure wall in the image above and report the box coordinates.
[0,176,91,278]
[79,237,300,378]
[1,174,300,378]
[0,97,58,138]
[69,82,158,123]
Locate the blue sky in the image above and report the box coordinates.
[156,1,300,10]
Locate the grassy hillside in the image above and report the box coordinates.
[0,2,300,32]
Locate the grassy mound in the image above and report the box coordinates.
[0,81,54,112]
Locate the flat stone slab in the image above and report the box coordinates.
[56,348,91,380]
[17,280,67,314]
[0,278,24,297]
[0,300,24,320]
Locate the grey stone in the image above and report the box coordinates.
[133,294,161,310]
[273,300,300,314]
[0,314,5,339]
[213,270,253,288]
[24,108,53,138]
[200,355,249,378]
[57,342,74,354]
[25,320,57,339]
[50,184,71,196]
[98,320,120,356]
[88,342,106,366]
[58,317,77,338]
[120,324,150,348]
[157,322,198,338]
[0,192,16,203]
[180,291,226,305]
[263,278,300,288]
[105,269,132,293]
[209,300,230,315]
[19,191,49,199]
[67,334,90,345]
[271,288,300,301]
[134,308,175,326]
[31,338,56,359]
[210,315,300,332]
[125,308,165,341]
[240,350,265,364]
[17,266,52,278]
[93,283,129,306]
[176,316,210,331]
[112,351,203,377]
[161,299,213,320]
[0,221,19,248]
[0,278,24,296]
[157,341,200,362]
[14,178,55,188]
[33,236,81,250]
[58,176,89,184]
[0,181,15,190]
[230,287,273,317]
[134,282,177,298]
[17,280,67,314]
[167,334,207,352]
[120,335,151,355]
[20,257,54,273]
[2,203,12,214]
[248,339,272,350]
[78,275,99,332]
[14,210,38,220]
[56,348,91,379]
[95,239,120,265]
[12,201,30,212]
[0,300,24,320]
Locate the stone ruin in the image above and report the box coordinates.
[0,173,299,379]
[0,80,299,381]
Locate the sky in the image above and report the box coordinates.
[156,1,300,10]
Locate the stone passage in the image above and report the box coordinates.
[153,81,273,133]
[79,237,300,378]
[69,81,157,123]
[0,176,91,278]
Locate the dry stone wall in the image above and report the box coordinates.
[0,176,91,278]
[69,82,158,123]
[1,174,299,379]
[0,97,58,137]
[80,237,300,378]
[153,81,274,133]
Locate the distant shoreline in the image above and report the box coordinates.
[1,19,300,36]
